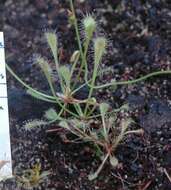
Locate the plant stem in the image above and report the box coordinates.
[75,37,90,85]
[87,104,97,117]
[71,82,88,95]
[70,53,80,86]
[124,129,144,135]
[89,152,110,180]
[6,64,55,100]
[84,59,98,116]
[102,115,108,141]
[54,57,64,94]
[70,0,84,66]
[87,70,171,89]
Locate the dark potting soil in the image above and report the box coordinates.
[0,0,171,189]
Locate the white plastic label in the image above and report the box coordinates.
[0,32,13,181]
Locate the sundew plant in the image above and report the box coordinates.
[6,0,171,180]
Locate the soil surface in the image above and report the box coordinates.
[0,0,171,189]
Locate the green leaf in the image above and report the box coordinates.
[121,118,133,133]
[59,121,70,130]
[45,32,58,65]
[59,66,71,87]
[109,156,118,167]
[44,108,58,121]
[94,37,107,67]
[37,57,52,84]
[99,103,109,117]
[99,103,110,140]
[83,15,96,40]
[87,97,97,105]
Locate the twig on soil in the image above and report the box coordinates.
[111,172,131,185]
[141,180,152,190]
[164,168,171,183]
[115,172,125,189]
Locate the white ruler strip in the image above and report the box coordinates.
[0,32,13,181]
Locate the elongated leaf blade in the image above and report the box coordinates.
[27,89,54,103]
[45,32,58,65]
[59,66,71,87]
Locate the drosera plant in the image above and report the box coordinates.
[5,0,171,180]
[56,103,144,180]
[15,163,50,189]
